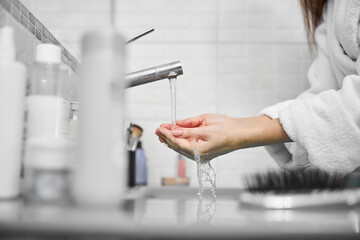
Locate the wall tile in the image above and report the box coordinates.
[128,43,217,59]
[216,148,277,170]
[218,104,270,117]
[116,13,216,28]
[125,27,218,43]
[116,0,217,14]
[22,0,110,13]
[218,59,273,74]
[5,9,36,66]
[219,0,300,14]
[219,13,274,28]
[35,13,110,28]
[0,8,8,25]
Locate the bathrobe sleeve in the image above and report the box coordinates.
[261,18,360,173]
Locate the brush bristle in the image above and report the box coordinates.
[245,168,347,193]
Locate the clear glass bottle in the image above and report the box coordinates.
[24,43,73,203]
[26,44,70,139]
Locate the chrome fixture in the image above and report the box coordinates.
[124,29,183,88]
[125,61,183,88]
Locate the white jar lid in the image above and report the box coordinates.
[35,43,61,64]
[0,26,16,61]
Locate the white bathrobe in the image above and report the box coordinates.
[260,0,360,174]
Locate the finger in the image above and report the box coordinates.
[158,133,194,159]
[158,136,165,143]
[155,128,162,136]
[157,127,195,156]
[156,126,178,136]
[156,127,172,138]
[172,127,207,140]
[176,115,205,128]
[160,123,173,130]
[158,135,171,148]
[172,128,183,137]
[158,127,210,162]
[157,127,178,144]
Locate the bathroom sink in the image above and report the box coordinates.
[122,186,360,239]
[0,187,359,239]
[142,186,241,199]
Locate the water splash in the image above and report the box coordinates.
[193,140,217,223]
[193,140,217,198]
[197,194,217,223]
[169,77,177,131]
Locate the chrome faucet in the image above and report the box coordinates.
[124,28,183,88]
[125,61,183,88]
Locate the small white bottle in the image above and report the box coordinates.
[0,26,27,199]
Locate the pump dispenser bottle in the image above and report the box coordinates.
[0,26,27,198]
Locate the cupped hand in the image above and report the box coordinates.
[155,114,244,161]
[155,113,291,161]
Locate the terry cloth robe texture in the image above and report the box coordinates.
[260,0,360,174]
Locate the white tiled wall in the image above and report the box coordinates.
[21,0,313,188]
[0,5,41,78]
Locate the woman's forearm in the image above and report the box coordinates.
[234,115,292,149]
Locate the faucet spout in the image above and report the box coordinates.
[125,61,183,88]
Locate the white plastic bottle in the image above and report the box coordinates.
[26,44,70,140]
[24,44,72,203]
[72,29,127,206]
[0,26,27,198]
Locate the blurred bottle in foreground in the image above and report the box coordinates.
[72,29,127,207]
[0,26,27,199]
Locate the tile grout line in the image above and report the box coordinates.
[0,0,79,74]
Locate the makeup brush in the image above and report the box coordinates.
[244,168,348,193]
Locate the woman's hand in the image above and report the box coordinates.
[155,113,291,161]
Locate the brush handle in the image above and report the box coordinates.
[126,28,154,44]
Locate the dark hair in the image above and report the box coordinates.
[300,0,327,48]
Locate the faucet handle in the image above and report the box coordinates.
[126,28,154,44]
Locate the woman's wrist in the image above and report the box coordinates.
[260,115,292,144]
[233,115,292,149]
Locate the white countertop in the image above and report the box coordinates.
[0,187,360,239]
